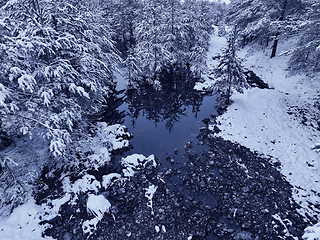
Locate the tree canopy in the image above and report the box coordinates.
[0,0,120,157]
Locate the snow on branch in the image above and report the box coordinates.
[40,89,53,107]
[69,83,90,99]
[17,74,36,93]
[0,83,10,106]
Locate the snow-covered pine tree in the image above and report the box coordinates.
[182,0,212,77]
[124,49,141,88]
[226,0,269,46]
[129,0,213,82]
[105,0,140,56]
[161,0,183,67]
[134,0,169,81]
[210,27,248,106]
[0,0,120,157]
[226,0,306,58]
[286,0,320,72]
[209,0,227,26]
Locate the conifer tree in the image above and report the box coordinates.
[286,0,320,72]
[0,0,120,157]
[226,0,305,58]
[130,0,213,82]
[210,27,248,105]
[134,0,168,80]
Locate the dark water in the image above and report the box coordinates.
[111,70,218,161]
[120,94,216,157]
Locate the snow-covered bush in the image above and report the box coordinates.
[83,194,111,235]
[82,123,131,170]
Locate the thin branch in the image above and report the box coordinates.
[8,112,53,131]
[2,158,26,192]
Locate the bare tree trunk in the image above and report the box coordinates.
[226,80,231,105]
[271,0,287,58]
[271,33,279,58]
[226,55,232,105]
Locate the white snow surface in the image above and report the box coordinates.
[303,222,320,240]
[121,154,157,177]
[62,174,101,195]
[203,33,320,224]
[0,200,53,240]
[87,122,131,169]
[145,184,158,210]
[0,195,70,240]
[83,194,111,235]
[102,173,122,189]
[195,26,227,92]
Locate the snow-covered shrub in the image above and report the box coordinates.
[121,154,157,177]
[77,122,131,170]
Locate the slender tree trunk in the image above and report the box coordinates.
[226,81,231,105]
[270,33,279,58]
[171,0,174,35]
[271,0,287,58]
[226,59,231,106]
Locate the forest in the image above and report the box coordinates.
[0,0,320,239]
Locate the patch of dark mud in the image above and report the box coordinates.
[40,129,307,240]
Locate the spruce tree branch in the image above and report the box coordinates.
[8,112,53,131]
[1,157,25,192]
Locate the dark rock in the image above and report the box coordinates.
[213,125,221,133]
[173,148,178,155]
[37,132,307,240]
[184,142,192,149]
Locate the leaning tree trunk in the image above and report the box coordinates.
[271,0,287,58]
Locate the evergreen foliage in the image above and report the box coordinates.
[286,0,320,72]
[0,0,120,157]
[210,27,248,105]
[226,0,306,57]
[129,0,213,83]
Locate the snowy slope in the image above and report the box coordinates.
[195,26,227,92]
[206,35,320,222]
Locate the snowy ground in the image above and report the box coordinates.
[199,31,320,236]
[0,123,131,239]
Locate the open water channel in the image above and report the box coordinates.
[113,69,218,165]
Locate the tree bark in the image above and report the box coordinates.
[270,33,279,59]
[271,0,287,58]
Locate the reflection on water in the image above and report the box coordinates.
[93,89,126,125]
[116,69,218,158]
[126,69,204,131]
